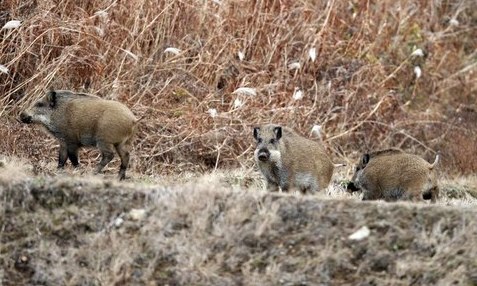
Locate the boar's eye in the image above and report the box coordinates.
[35,102,45,108]
[257,138,263,144]
[269,139,276,144]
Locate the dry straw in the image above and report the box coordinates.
[0,0,475,176]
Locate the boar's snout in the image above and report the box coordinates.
[346,181,360,193]
[257,148,270,162]
[19,112,32,124]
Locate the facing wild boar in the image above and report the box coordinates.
[253,124,336,194]
[348,148,440,202]
[20,90,138,180]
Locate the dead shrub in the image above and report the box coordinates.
[0,0,475,175]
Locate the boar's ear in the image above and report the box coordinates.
[362,153,370,165]
[47,91,57,108]
[253,127,260,141]
[273,126,282,140]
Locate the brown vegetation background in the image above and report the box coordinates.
[0,0,476,176]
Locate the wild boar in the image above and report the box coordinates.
[20,90,138,180]
[253,124,337,194]
[348,148,440,202]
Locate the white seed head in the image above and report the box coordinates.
[449,18,459,27]
[414,66,422,78]
[2,20,21,30]
[112,79,120,90]
[94,10,108,19]
[207,108,218,118]
[114,217,124,228]
[164,47,181,55]
[121,49,138,61]
[94,27,105,37]
[129,208,147,221]
[233,98,243,108]
[232,87,257,96]
[411,48,424,57]
[308,48,317,62]
[292,87,303,100]
[311,124,322,137]
[0,64,9,74]
[348,226,370,241]
[288,61,301,70]
[238,51,245,61]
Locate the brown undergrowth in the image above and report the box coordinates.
[0,0,475,176]
[1,2,476,284]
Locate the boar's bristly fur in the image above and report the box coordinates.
[20,90,138,180]
[349,148,440,203]
[253,124,335,194]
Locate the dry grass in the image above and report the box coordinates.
[0,158,476,284]
[1,172,477,285]
[0,155,33,185]
[0,0,475,176]
[0,2,476,283]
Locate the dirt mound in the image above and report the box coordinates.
[1,175,476,285]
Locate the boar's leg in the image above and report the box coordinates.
[58,142,80,169]
[299,184,318,195]
[404,183,430,203]
[58,142,68,169]
[430,186,439,203]
[405,192,422,203]
[362,190,380,201]
[95,142,115,174]
[67,145,80,167]
[266,181,279,192]
[115,142,130,180]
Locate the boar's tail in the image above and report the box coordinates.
[429,153,440,170]
[133,114,146,124]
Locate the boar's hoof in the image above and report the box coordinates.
[19,113,32,124]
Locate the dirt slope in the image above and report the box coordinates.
[1,174,476,286]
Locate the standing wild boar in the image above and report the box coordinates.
[20,90,138,180]
[253,124,336,194]
[348,148,440,202]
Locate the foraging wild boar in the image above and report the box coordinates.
[348,148,440,202]
[20,90,138,180]
[253,124,336,194]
